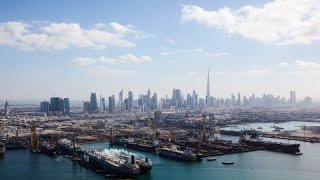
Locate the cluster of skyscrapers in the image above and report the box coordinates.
[40,97,70,115]
[35,69,313,116]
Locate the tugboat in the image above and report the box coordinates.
[157,145,197,161]
[0,143,6,156]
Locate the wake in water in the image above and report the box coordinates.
[101,148,146,160]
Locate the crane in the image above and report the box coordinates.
[30,122,40,153]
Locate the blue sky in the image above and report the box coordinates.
[1,0,320,101]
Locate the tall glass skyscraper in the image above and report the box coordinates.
[90,93,98,112]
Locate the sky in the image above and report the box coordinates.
[1,0,320,101]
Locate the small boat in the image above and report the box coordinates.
[207,158,216,161]
[222,161,234,165]
[295,152,303,155]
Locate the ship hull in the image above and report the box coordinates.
[88,154,140,175]
[157,149,196,161]
[124,142,156,152]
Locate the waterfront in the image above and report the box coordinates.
[1,137,320,180]
[222,121,320,132]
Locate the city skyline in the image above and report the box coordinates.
[1,0,320,100]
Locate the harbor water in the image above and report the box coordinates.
[1,122,320,180]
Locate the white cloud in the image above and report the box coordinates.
[72,54,152,66]
[182,0,320,45]
[160,48,230,57]
[278,62,289,68]
[0,21,148,50]
[295,60,320,71]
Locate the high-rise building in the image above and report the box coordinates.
[108,96,113,113]
[152,93,158,110]
[124,98,129,110]
[99,94,102,112]
[119,89,124,112]
[90,93,98,112]
[128,91,133,111]
[206,68,211,107]
[172,88,182,109]
[4,100,9,117]
[237,93,241,106]
[40,101,50,114]
[147,89,151,110]
[101,97,106,112]
[64,98,70,114]
[83,101,90,112]
[50,97,61,112]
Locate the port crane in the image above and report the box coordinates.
[30,122,41,153]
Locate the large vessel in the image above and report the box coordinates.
[87,150,140,175]
[240,139,300,154]
[111,137,159,153]
[123,138,159,153]
[58,139,85,158]
[0,143,6,156]
[157,145,197,161]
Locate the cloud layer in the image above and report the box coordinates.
[72,54,152,66]
[0,21,144,50]
[182,0,320,44]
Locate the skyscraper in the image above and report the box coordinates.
[119,90,124,112]
[50,97,61,112]
[101,97,106,112]
[206,68,211,107]
[40,101,50,114]
[109,96,113,113]
[172,88,182,109]
[83,101,90,112]
[64,98,70,114]
[152,93,158,110]
[128,91,133,111]
[4,100,9,117]
[90,93,98,112]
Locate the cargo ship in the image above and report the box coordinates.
[113,138,159,153]
[87,150,140,175]
[220,129,259,136]
[157,145,197,161]
[58,139,85,157]
[240,139,300,154]
[0,143,6,156]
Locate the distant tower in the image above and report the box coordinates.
[4,100,9,117]
[206,68,211,107]
[90,93,98,113]
[119,89,124,112]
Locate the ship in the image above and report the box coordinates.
[135,157,152,174]
[87,150,140,175]
[220,129,259,136]
[0,143,6,156]
[157,145,197,161]
[57,139,85,158]
[112,137,159,153]
[41,141,57,156]
[118,153,152,174]
[124,138,159,153]
[240,139,300,154]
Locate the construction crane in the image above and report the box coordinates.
[30,123,40,153]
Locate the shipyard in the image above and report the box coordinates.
[1,95,320,179]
